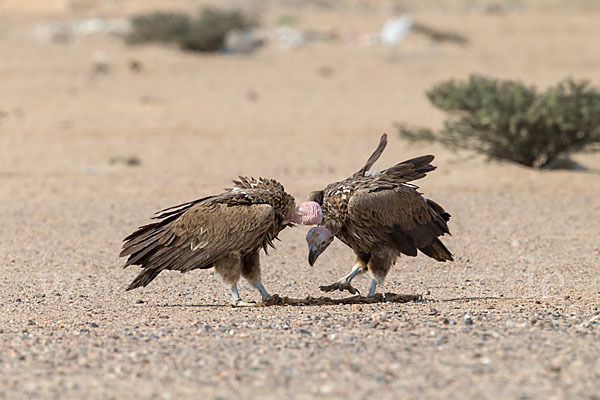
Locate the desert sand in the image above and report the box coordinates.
[1,1,600,399]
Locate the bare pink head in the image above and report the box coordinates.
[288,201,322,225]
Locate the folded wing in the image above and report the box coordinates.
[348,187,452,261]
[120,194,275,290]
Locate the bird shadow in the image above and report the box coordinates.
[261,293,423,307]
[152,295,521,309]
[433,296,509,303]
[154,293,423,308]
[158,303,228,309]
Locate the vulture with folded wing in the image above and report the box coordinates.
[120,177,321,306]
[305,134,453,296]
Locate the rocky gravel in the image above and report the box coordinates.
[1,1,600,398]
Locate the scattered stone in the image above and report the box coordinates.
[35,294,46,298]
[33,18,129,45]
[270,26,306,49]
[317,66,334,78]
[135,299,144,304]
[380,16,412,46]
[33,20,72,44]
[464,314,474,325]
[109,155,141,166]
[428,307,440,316]
[224,29,264,54]
[71,18,129,36]
[81,166,98,175]
[91,50,110,75]
[129,59,143,73]
[246,90,260,102]
[296,329,311,335]
[90,322,99,328]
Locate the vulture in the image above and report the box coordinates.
[120,177,321,306]
[305,134,453,296]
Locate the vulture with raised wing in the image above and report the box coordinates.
[305,134,453,296]
[120,177,321,306]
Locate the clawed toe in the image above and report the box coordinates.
[319,281,360,295]
[319,283,338,292]
[231,299,258,307]
[262,294,283,306]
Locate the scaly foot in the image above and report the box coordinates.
[319,280,360,295]
[230,299,259,307]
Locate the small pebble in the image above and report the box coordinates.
[90,322,99,328]
[464,314,474,325]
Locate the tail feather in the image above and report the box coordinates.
[121,198,210,290]
[388,197,453,261]
[381,155,436,185]
[419,238,453,262]
[126,268,163,291]
[427,199,451,223]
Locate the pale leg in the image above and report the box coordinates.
[229,283,257,307]
[252,279,270,301]
[367,277,378,297]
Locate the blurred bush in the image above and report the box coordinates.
[397,75,600,168]
[126,12,191,45]
[126,7,253,52]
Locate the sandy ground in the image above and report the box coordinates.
[1,1,600,399]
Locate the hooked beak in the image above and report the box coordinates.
[308,244,320,266]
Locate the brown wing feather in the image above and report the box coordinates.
[347,187,452,260]
[355,133,388,177]
[348,187,426,230]
[173,202,275,255]
[122,197,275,290]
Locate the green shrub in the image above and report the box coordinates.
[126,12,191,45]
[180,8,253,52]
[126,7,253,52]
[397,75,600,168]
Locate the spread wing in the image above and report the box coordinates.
[120,194,276,290]
[347,186,452,260]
